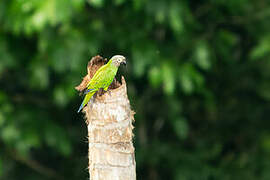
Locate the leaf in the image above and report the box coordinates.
[195,41,211,70]
[132,42,157,77]
[53,87,68,107]
[114,0,125,5]
[179,64,204,94]
[173,117,189,139]
[179,73,193,94]
[88,0,104,8]
[162,62,175,95]
[169,2,183,34]
[148,66,162,88]
[250,36,270,60]
[132,0,144,10]
[1,124,20,143]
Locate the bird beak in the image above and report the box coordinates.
[121,60,127,66]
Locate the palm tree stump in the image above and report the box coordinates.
[76,55,136,180]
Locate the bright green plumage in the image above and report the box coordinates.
[77,55,126,112]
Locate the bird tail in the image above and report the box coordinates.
[77,90,96,113]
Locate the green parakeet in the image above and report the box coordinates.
[77,55,126,112]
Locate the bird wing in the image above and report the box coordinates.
[87,64,116,90]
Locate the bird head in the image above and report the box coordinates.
[111,55,126,67]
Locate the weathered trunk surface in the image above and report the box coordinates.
[76,56,136,180]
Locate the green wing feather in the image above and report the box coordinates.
[87,63,117,90]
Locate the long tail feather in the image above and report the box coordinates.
[77,90,96,113]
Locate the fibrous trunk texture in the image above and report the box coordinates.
[76,56,136,180]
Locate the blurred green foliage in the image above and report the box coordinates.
[1,0,270,179]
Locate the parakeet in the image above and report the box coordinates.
[77,55,126,113]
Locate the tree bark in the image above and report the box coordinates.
[76,56,136,180]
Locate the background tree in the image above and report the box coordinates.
[1,0,270,179]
